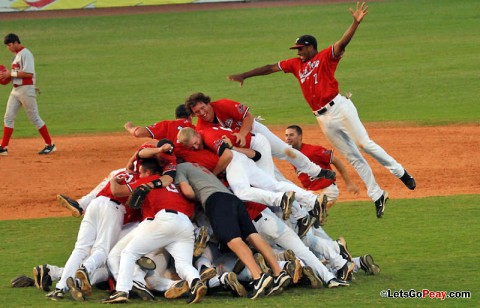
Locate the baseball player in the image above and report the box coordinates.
[285,125,359,211]
[0,33,55,156]
[184,92,336,181]
[228,2,416,218]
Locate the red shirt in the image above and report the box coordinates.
[128,175,195,220]
[133,142,177,176]
[196,99,249,132]
[279,46,340,110]
[245,201,267,221]
[199,126,252,155]
[294,143,335,190]
[146,118,195,157]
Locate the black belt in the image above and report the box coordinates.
[254,213,263,222]
[313,101,335,116]
[110,198,121,205]
[165,209,178,214]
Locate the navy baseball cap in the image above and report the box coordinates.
[290,35,317,50]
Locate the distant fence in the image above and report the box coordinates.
[0,0,245,12]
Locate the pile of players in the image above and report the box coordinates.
[30,95,380,304]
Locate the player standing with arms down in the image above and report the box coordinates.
[228,2,415,218]
[0,33,55,156]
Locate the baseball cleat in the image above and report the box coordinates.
[254,253,271,275]
[199,266,217,283]
[57,194,83,218]
[337,261,355,281]
[102,291,129,304]
[360,254,380,275]
[249,273,273,300]
[136,256,156,271]
[266,270,291,296]
[75,265,92,296]
[374,191,389,218]
[131,280,155,301]
[66,277,85,302]
[337,236,353,262]
[193,226,209,257]
[38,144,56,155]
[223,272,247,297]
[301,266,323,289]
[317,168,336,180]
[283,258,303,285]
[400,169,416,190]
[165,280,189,299]
[33,264,52,291]
[310,194,327,227]
[283,249,296,262]
[187,279,207,304]
[46,288,65,300]
[296,215,316,238]
[326,277,350,288]
[0,146,8,156]
[280,191,295,220]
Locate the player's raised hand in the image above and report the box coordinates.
[349,1,368,23]
[227,74,244,87]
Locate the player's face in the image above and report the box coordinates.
[5,43,16,53]
[186,134,204,151]
[296,46,314,62]
[191,102,214,123]
[285,129,301,149]
[138,166,151,178]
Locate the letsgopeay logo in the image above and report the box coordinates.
[299,60,320,84]
[24,0,56,9]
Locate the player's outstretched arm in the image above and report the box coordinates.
[124,122,150,138]
[333,1,369,58]
[227,64,280,86]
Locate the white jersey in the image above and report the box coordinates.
[11,47,35,86]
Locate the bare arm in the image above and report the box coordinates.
[212,148,233,176]
[0,70,33,79]
[124,122,151,138]
[331,156,359,195]
[179,181,196,200]
[232,111,254,147]
[227,64,281,87]
[333,1,369,58]
[109,177,131,198]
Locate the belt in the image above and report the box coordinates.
[313,100,335,116]
[110,198,121,205]
[254,213,263,222]
[165,209,178,214]
[13,84,22,88]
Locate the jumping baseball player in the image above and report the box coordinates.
[184,92,336,181]
[228,2,416,218]
[0,33,55,156]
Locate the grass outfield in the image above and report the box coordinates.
[0,0,479,138]
[0,195,478,306]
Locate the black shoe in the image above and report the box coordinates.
[326,277,350,288]
[374,191,389,218]
[46,288,65,301]
[317,168,336,180]
[187,278,207,304]
[75,265,92,296]
[223,272,247,297]
[0,146,8,156]
[297,215,316,238]
[400,169,416,190]
[33,264,52,291]
[136,256,156,271]
[66,277,85,302]
[249,273,273,299]
[38,144,56,155]
[199,266,217,283]
[309,194,327,227]
[57,194,83,218]
[131,280,155,301]
[336,237,353,262]
[280,191,295,220]
[360,254,381,275]
[337,261,354,281]
[301,266,323,289]
[266,270,291,296]
[102,291,129,304]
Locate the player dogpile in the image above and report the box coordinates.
[9,1,417,304]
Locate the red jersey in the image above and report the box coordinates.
[244,201,267,221]
[146,118,195,156]
[279,46,340,110]
[196,99,249,132]
[128,175,194,220]
[199,126,252,155]
[133,142,177,176]
[176,149,219,173]
[295,143,335,190]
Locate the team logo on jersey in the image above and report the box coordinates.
[224,118,233,128]
[237,104,247,115]
[299,60,320,84]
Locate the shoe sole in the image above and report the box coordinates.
[250,275,273,300]
[337,237,353,262]
[318,194,328,226]
[200,267,216,283]
[297,216,316,238]
[165,281,189,299]
[66,277,85,302]
[188,284,207,304]
[362,255,380,275]
[33,266,41,289]
[57,195,82,218]
[302,267,322,289]
[293,259,303,284]
[377,191,389,218]
[102,296,128,304]
[283,249,296,262]
[39,145,57,155]
[136,256,156,271]
[267,274,292,295]
[281,192,295,220]
[254,253,271,275]
[193,226,209,257]
[225,272,247,297]
[75,270,92,296]
[132,285,154,301]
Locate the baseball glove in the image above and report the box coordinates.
[128,184,152,210]
[11,275,35,288]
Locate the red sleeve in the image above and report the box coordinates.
[147,121,169,139]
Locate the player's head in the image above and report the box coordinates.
[289,35,317,62]
[184,92,215,123]
[4,33,20,45]
[139,158,161,177]
[177,127,204,151]
[285,125,303,150]
[175,104,190,120]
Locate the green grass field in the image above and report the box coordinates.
[0,0,478,306]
